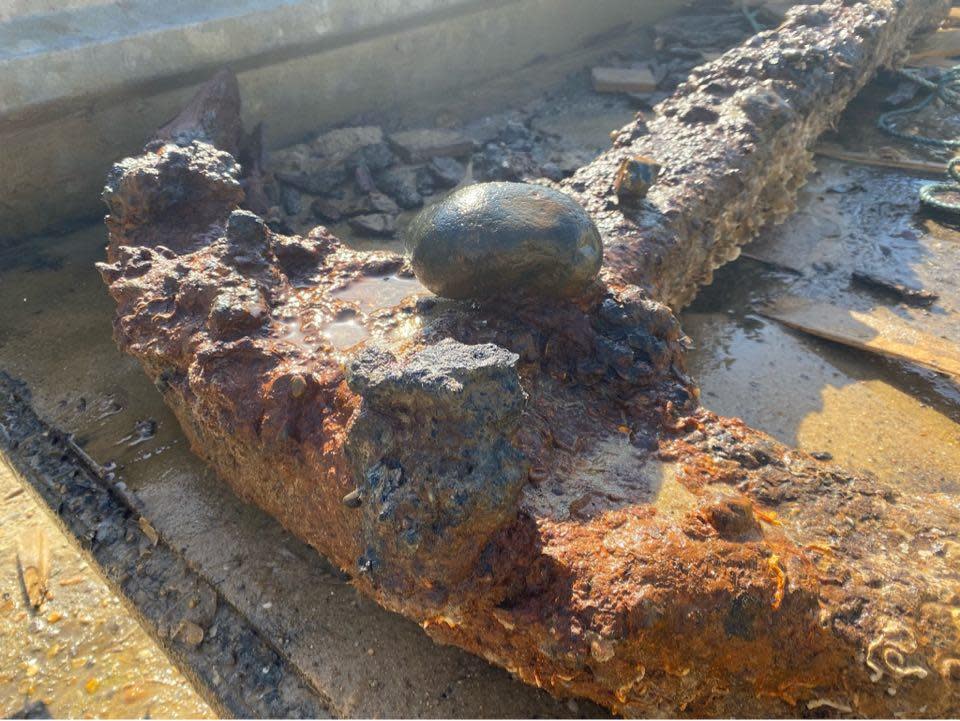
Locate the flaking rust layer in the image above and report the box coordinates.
[98,1,959,716]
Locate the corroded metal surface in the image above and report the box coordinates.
[96,0,959,716]
[563,0,950,308]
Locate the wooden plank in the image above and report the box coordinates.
[759,296,960,379]
[815,142,947,176]
[591,66,657,94]
[907,27,960,60]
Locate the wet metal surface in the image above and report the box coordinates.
[0,224,600,719]
[0,71,640,717]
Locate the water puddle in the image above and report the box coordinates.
[331,274,424,313]
[321,318,369,350]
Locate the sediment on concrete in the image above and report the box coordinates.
[561,0,950,308]
[0,373,331,719]
[94,0,960,716]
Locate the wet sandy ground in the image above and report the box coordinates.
[0,462,212,718]
[685,158,960,495]
[1,69,959,714]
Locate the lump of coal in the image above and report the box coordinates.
[405,182,601,300]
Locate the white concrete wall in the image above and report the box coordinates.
[0,0,112,21]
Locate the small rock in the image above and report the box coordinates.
[311,189,395,221]
[17,528,49,609]
[311,197,344,223]
[428,157,466,188]
[272,233,327,274]
[592,66,656,94]
[702,498,761,541]
[500,119,533,149]
[471,143,539,182]
[310,126,384,162]
[374,166,423,209]
[279,184,302,216]
[225,209,268,251]
[348,141,396,172]
[614,156,661,204]
[176,620,205,647]
[354,163,377,193]
[415,171,435,197]
[368,192,399,215]
[271,146,347,195]
[389,128,473,162]
[349,213,397,237]
[405,182,601,299]
[138,516,159,546]
[9,700,51,719]
[342,488,363,508]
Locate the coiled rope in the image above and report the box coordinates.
[877,64,960,215]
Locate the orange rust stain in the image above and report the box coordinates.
[767,554,786,610]
[754,508,782,526]
[755,678,818,707]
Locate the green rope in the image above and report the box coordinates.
[740,2,764,34]
[877,65,960,215]
[919,158,960,214]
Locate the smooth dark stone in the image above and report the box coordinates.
[405,181,602,299]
